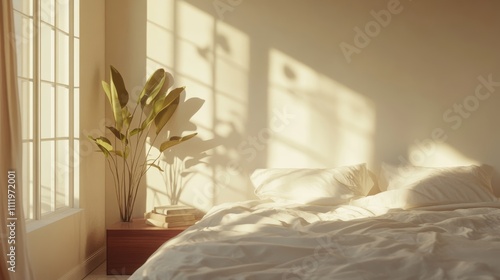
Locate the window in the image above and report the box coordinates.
[13,0,79,220]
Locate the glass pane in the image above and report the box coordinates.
[57,0,70,33]
[41,82,55,139]
[41,23,55,82]
[19,79,33,140]
[13,0,33,16]
[27,17,34,79]
[73,139,79,198]
[57,31,69,85]
[41,141,55,215]
[74,38,79,87]
[22,142,34,220]
[13,11,22,40]
[74,0,80,37]
[56,140,70,209]
[14,12,24,77]
[14,14,33,79]
[74,88,79,138]
[41,0,55,25]
[56,86,69,137]
[12,0,22,12]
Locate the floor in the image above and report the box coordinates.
[83,262,130,280]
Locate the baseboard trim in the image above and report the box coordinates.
[59,246,106,280]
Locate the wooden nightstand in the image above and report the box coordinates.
[106,219,187,275]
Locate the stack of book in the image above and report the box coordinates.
[144,205,201,228]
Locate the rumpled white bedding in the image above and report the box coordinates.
[128,200,500,280]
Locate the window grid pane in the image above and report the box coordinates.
[40,0,55,25]
[22,142,34,220]
[57,0,70,33]
[14,13,34,80]
[19,79,33,140]
[13,0,33,16]
[18,0,77,220]
[73,139,79,206]
[56,140,70,209]
[74,38,79,87]
[74,88,79,138]
[40,23,55,82]
[40,82,55,139]
[57,31,69,85]
[40,141,55,215]
[74,0,79,37]
[56,85,69,137]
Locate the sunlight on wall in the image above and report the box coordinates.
[268,49,375,168]
[146,0,174,72]
[210,21,251,206]
[213,22,249,136]
[408,142,479,167]
[145,0,175,211]
[176,3,213,85]
[144,0,251,211]
[143,1,376,211]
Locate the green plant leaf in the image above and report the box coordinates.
[111,150,124,157]
[169,136,182,141]
[130,128,142,136]
[159,133,197,152]
[106,126,125,141]
[88,136,114,157]
[140,87,182,131]
[162,87,184,111]
[109,68,124,131]
[95,136,113,151]
[154,99,179,135]
[140,106,158,131]
[139,69,166,108]
[96,146,110,157]
[110,65,129,108]
[103,78,122,130]
[154,87,185,135]
[121,106,132,130]
[142,73,173,117]
[102,81,111,105]
[88,136,108,157]
[176,132,197,142]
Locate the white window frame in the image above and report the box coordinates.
[14,0,80,224]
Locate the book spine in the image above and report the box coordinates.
[145,218,168,228]
[145,218,196,228]
[145,212,195,223]
[154,208,198,215]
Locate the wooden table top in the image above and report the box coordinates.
[107,218,189,230]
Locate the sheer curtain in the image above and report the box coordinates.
[0,0,33,279]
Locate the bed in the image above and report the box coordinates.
[128,163,500,280]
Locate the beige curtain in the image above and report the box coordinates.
[0,0,34,279]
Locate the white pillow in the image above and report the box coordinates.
[250,163,374,206]
[356,164,497,209]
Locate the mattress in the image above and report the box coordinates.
[128,200,500,280]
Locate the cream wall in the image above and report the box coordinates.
[27,0,106,279]
[104,0,500,223]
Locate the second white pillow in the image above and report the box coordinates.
[250,163,374,206]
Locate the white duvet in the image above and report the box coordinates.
[128,200,500,280]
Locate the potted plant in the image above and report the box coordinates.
[88,66,197,222]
